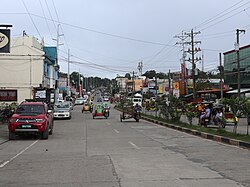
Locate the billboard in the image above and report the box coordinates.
[0,29,10,53]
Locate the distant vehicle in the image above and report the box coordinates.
[82,103,92,113]
[8,100,54,140]
[92,103,109,119]
[132,93,142,106]
[53,102,72,119]
[103,97,109,102]
[97,98,102,102]
[75,98,85,105]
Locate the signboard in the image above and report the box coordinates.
[0,90,17,101]
[0,29,10,53]
[173,89,180,98]
[173,82,180,90]
[35,90,46,99]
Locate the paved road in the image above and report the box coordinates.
[0,105,249,186]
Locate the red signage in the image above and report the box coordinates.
[0,90,17,101]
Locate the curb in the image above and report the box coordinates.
[140,116,250,150]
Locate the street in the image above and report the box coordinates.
[0,105,249,187]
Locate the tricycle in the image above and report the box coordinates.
[120,104,141,122]
[92,103,109,119]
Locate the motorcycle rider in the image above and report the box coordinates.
[199,104,211,125]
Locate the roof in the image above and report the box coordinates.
[21,101,44,105]
[223,44,250,55]
[226,88,250,94]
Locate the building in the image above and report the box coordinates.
[224,44,250,89]
[0,35,58,103]
[115,77,128,93]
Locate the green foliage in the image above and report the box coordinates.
[185,104,198,125]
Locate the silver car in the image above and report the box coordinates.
[53,102,72,119]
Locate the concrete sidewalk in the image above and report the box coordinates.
[0,122,8,144]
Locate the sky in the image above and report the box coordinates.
[1,0,250,79]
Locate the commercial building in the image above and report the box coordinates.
[0,35,58,103]
[224,44,250,89]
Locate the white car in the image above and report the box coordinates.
[53,103,72,119]
[75,98,85,105]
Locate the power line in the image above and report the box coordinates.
[195,0,249,29]
[29,13,174,46]
[21,0,42,39]
[51,0,69,50]
[200,6,250,31]
[44,0,57,31]
[39,0,53,39]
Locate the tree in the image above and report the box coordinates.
[143,70,156,79]
[156,72,167,79]
[125,73,131,80]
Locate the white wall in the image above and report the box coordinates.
[0,36,45,104]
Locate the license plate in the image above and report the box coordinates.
[22,125,31,128]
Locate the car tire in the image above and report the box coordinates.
[49,120,54,135]
[41,126,49,139]
[9,131,16,140]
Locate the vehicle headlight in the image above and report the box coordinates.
[9,118,17,123]
[36,118,46,123]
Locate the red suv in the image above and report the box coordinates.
[8,101,54,140]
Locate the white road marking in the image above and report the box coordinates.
[106,122,111,125]
[0,140,39,168]
[128,141,140,149]
[113,129,119,133]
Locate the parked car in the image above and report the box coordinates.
[8,100,54,140]
[75,97,85,105]
[53,102,72,119]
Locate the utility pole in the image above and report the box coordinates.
[132,71,135,93]
[185,29,201,102]
[67,49,70,97]
[219,53,223,99]
[236,29,246,98]
[168,69,171,101]
[53,24,63,102]
[137,61,143,76]
[175,31,188,95]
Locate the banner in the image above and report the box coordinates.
[0,29,10,53]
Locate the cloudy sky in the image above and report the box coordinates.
[1,0,250,78]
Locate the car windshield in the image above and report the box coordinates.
[16,105,45,114]
[76,98,84,101]
[55,104,70,109]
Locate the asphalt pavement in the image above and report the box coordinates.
[0,105,249,187]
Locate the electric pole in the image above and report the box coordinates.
[236,29,246,98]
[67,49,70,97]
[137,61,143,76]
[53,24,63,102]
[219,53,223,99]
[175,31,188,95]
[185,29,201,102]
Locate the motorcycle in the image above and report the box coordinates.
[103,107,109,119]
[133,108,141,122]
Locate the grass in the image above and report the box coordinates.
[141,112,250,143]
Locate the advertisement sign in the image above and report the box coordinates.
[0,29,10,53]
[173,89,180,98]
[0,90,17,101]
[35,90,46,99]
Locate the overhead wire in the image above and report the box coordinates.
[195,0,250,30]
[39,0,53,39]
[44,0,57,32]
[29,13,174,47]
[21,0,42,39]
[51,0,69,50]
